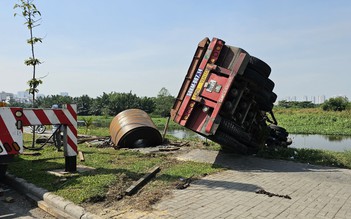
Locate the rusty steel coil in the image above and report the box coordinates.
[109,109,162,148]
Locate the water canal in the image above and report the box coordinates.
[166,129,351,152]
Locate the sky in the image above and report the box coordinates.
[1,0,351,101]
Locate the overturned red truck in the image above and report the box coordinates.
[171,37,290,154]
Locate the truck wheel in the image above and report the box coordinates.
[243,68,274,91]
[255,91,275,111]
[269,124,287,133]
[248,56,271,77]
[209,131,249,154]
[271,92,277,103]
[218,118,251,143]
[0,164,8,181]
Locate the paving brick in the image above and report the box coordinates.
[153,150,351,219]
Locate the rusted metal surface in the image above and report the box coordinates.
[109,109,162,148]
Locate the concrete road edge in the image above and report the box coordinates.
[4,173,101,219]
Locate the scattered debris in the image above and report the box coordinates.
[78,136,109,144]
[78,151,85,162]
[159,146,180,152]
[22,151,41,156]
[176,175,194,190]
[170,141,190,147]
[125,166,161,196]
[84,138,112,148]
[47,165,96,177]
[3,196,15,203]
[255,188,291,199]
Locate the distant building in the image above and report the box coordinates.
[318,95,326,104]
[0,91,14,103]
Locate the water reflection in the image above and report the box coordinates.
[166,129,351,152]
[322,135,351,142]
[166,129,204,140]
[289,134,351,152]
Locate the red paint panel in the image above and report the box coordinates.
[205,53,248,133]
[200,73,228,102]
[0,116,16,154]
[67,105,77,120]
[53,110,70,126]
[33,109,51,124]
[176,38,220,125]
[67,137,77,152]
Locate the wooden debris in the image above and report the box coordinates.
[170,141,190,147]
[78,151,85,162]
[162,116,171,141]
[159,146,180,151]
[125,166,161,196]
[22,152,41,156]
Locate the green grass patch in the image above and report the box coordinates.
[9,141,223,204]
[274,108,351,135]
[257,147,351,168]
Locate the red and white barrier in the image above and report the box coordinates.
[0,107,23,156]
[0,104,77,172]
[21,104,77,157]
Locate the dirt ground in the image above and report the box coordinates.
[81,140,207,218]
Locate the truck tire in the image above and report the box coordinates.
[243,68,274,92]
[255,91,275,111]
[218,118,251,143]
[209,131,249,154]
[269,124,287,133]
[269,124,289,141]
[271,92,277,103]
[0,164,7,181]
[248,56,271,78]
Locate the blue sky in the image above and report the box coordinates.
[1,0,351,101]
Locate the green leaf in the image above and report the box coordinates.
[24,57,41,66]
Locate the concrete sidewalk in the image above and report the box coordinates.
[5,173,101,219]
[153,149,351,219]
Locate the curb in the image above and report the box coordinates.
[5,173,101,219]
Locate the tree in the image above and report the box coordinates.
[14,0,44,148]
[14,0,43,106]
[74,95,93,115]
[153,87,175,117]
[36,95,73,108]
[322,96,349,111]
[277,100,316,108]
[139,96,155,113]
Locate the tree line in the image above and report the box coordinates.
[277,96,350,111]
[8,88,175,117]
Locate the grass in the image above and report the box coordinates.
[256,147,351,169]
[8,133,223,205]
[8,109,351,209]
[274,108,351,135]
